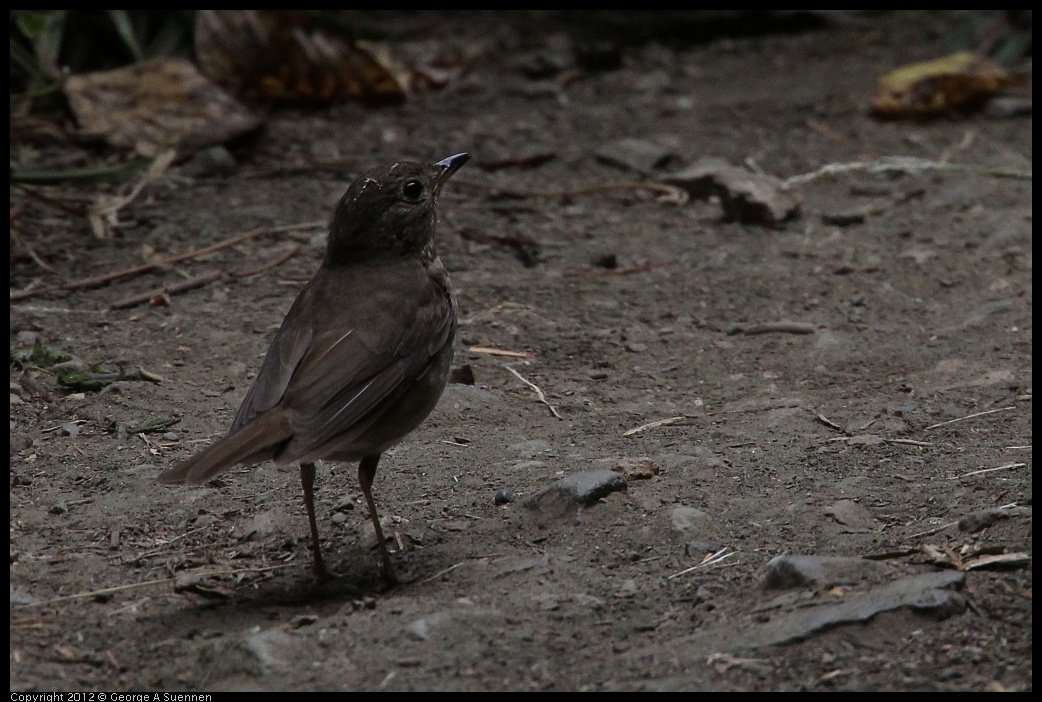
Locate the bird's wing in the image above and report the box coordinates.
[231,262,454,463]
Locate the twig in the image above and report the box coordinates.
[667,547,736,579]
[727,321,817,336]
[466,346,530,358]
[816,413,845,432]
[235,244,301,277]
[580,261,675,276]
[417,561,465,585]
[624,415,686,437]
[112,523,214,563]
[89,149,176,238]
[783,156,1032,188]
[109,271,223,310]
[905,520,960,540]
[956,462,1026,479]
[490,180,689,204]
[10,221,324,303]
[924,406,1016,431]
[10,564,294,609]
[504,366,562,419]
[10,227,56,273]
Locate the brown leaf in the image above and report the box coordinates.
[64,58,262,158]
[662,158,801,225]
[194,10,405,106]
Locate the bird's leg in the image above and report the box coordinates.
[359,454,398,586]
[300,462,332,583]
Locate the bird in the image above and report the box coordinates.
[159,152,470,585]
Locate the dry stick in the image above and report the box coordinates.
[491,180,688,202]
[624,415,686,437]
[924,406,1016,431]
[109,271,223,310]
[956,462,1026,479]
[668,547,736,579]
[235,244,301,278]
[113,524,213,563]
[417,561,465,585]
[905,520,961,540]
[10,221,324,302]
[89,149,176,238]
[10,564,294,610]
[727,321,817,336]
[782,156,1032,188]
[579,261,675,276]
[466,345,530,358]
[504,366,562,419]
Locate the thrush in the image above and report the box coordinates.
[159,153,469,585]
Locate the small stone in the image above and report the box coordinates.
[291,614,319,628]
[824,499,876,532]
[52,359,89,375]
[670,506,712,533]
[526,469,627,518]
[405,612,449,641]
[494,488,516,505]
[761,554,886,590]
[595,137,676,174]
[180,145,236,178]
[15,330,40,346]
[49,502,68,515]
[958,507,1012,533]
[163,432,179,441]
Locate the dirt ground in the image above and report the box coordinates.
[10,11,1032,692]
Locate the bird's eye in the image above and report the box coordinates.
[402,180,425,200]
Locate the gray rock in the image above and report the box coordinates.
[958,506,1012,533]
[670,506,712,533]
[241,509,282,541]
[742,571,966,648]
[761,554,887,590]
[526,469,627,518]
[509,439,553,457]
[595,137,677,174]
[244,628,295,670]
[824,499,877,532]
[405,612,450,641]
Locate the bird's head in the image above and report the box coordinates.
[325,153,469,266]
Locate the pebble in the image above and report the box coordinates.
[958,506,1013,533]
[761,554,886,590]
[595,137,676,174]
[526,469,627,518]
[494,488,516,505]
[291,614,319,628]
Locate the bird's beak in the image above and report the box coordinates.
[433,153,470,191]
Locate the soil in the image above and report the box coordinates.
[10,11,1032,692]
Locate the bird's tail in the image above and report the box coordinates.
[158,410,293,485]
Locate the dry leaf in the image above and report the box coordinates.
[871,51,1015,118]
[663,158,801,225]
[64,58,261,158]
[194,10,405,106]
